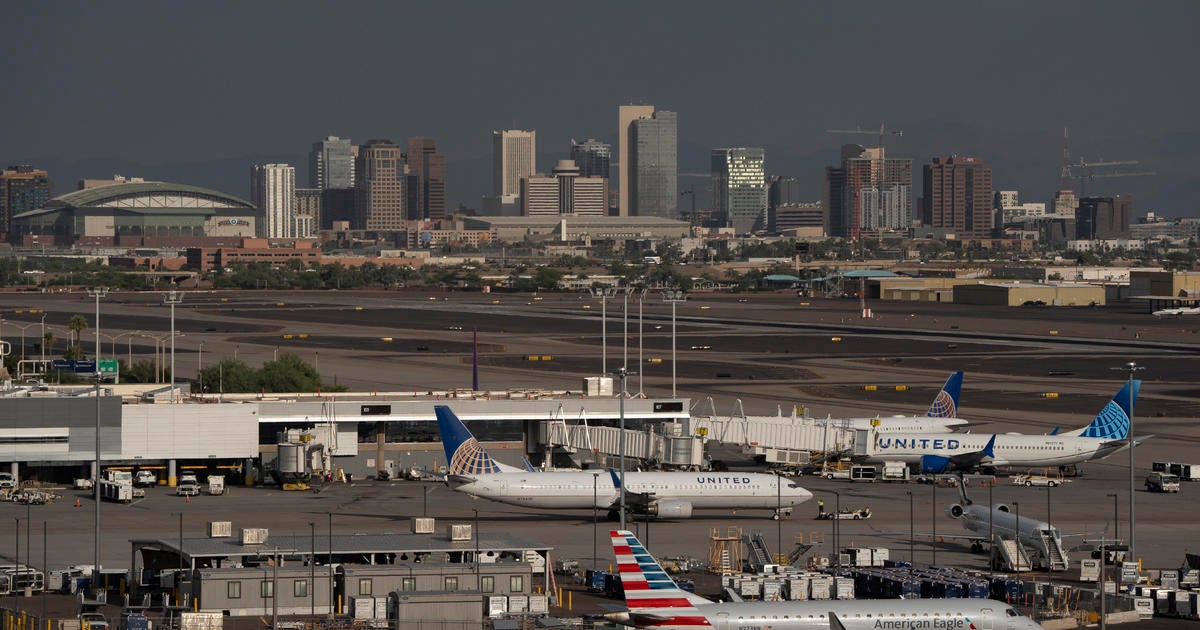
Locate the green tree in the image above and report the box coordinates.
[120,360,158,384]
[69,314,89,349]
[199,359,259,393]
[533,267,565,290]
[259,354,321,393]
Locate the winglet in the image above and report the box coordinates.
[982,434,997,458]
[926,371,963,418]
[1049,427,1060,436]
[609,468,622,488]
[1078,380,1140,439]
[828,611,848,630]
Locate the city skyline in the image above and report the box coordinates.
[1,2,1196,214]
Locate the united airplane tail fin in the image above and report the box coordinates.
[610,529,713,623]
[434,405,523,476]
[926,371,964,418]
[1066,380,1141,438]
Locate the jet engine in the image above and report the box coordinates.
[994,504,1009,512]
[647,499,694,519]
[920,455,952,474]
[946,504,965,518]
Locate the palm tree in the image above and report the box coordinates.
[68,314,88,349]
[42,331,55,357]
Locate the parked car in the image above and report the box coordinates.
[134,471,157,487]
[176,481,201,497]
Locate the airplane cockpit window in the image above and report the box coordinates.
[1007,608,1023,617]
[788,483,799,488]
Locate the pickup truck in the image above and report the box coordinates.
[176,481,201,497]
[1011,473,1069,487]
[134,471,157,487]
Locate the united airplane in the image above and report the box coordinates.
[861,381,1142,473]
[603,529,1043,630]
[834,371,969,433]
[435,405,812,519]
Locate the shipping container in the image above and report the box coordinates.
[208,522,232,538]
[239,528,268,545]
[411,518,435,534]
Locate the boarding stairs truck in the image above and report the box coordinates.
[99,470,143,503]
[743,532,774,571]
[1042,531,1069,571]
[996,537,1032,572]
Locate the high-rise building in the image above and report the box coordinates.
[520,160,607,217]
[824,145,911,238]
[769,176,801,210]
[294,188,321,238]
[1052,189,1079,217]
[921,156,993,239]
[1,165,50,234]
[570,139,611,179]
[320,188,356,229]
[618,104,655,217]
[355,140,406,231]
[630,110,678,219]
[1076,195,1133,240]
[250,164,296,238]
[492,130,536,199]
[712,148,768,234]
[309,136,355,190]
[405,138,446,221]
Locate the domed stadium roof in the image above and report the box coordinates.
[42,181,255,210]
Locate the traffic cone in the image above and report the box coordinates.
[75,498,81,508]
[185,494,191,503]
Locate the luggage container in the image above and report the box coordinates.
[240,528,268,545]
[508,595,528,613]
[411,518,435,534]
[352,597,376,620]
[487,596,508,618]
[446,524,472,541]
[208,522,232,538]
[834,577,855,600]
[528,595,548,614]
[786,576,810,600]
[809,576,832,600]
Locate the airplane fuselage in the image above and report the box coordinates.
[614,598,1039,630]
[867,432,1121,468]
[958,505,1059,560]
[450,471,812,511]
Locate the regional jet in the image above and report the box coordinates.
[602,529,1044,630]
[435,405,812,519]
[861,380,1144,473]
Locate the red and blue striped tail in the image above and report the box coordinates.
[611,530,711,627]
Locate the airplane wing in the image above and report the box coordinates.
[947,434,998,470]
[607,469,655,510]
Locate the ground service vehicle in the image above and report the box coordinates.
[207,475,225,495]
[1146,472,1181,493]
[133,471,157,487]
[176,481,200,497]
[0,473,16,491]
[1153,462,1200,481]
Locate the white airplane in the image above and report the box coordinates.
[831,371,969,433]
[1153,306,1200,317]
[602,529,1043,630]
[939,481,1071,572]
[861,380,1144,473]
[435,405,812,519]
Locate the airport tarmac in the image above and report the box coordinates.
[2,289,1199,621]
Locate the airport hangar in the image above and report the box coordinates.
[0,389,692,485]
[8,181,258,247]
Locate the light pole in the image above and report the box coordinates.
[989,482,995,570]
[906,491,914,570]
[622,287,633,373]
[40,313,45,363]
[832,490,841,572]
[86,286,108,584]
[637,289,646,396]
[662,289,686,397]
[314,518,319,614]
[164,290,183,403]
[13,321,40,362]
[198,341,205,379]
[617,367,628,530]
[1013,502,1021,583]
[1107,493,1119,547]
[593,472,599,569]
[931,482,936,566]
[473,508,480,589]
[1120,362,1141,562]
[590,287,617,375]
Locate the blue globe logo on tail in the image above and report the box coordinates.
[926,371,963,418]
[1080,380,1139,439]
[435,405,502,475]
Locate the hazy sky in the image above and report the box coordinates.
[3,1,1198,212]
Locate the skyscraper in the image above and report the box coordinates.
[630,110,678,219]
[492,130,536,199]
[824,145,911,238]
[921,156,993,239]
[618,104,655,217]
[250,164,296,238]
[405,137,446,220]
[294,188,321,238]
[1076,195,1133,240]
[1,165,50,235]
[355,140,405,231]
[520,160,607,217]
[712,148,768,234]
[570,139,611,179]
[309,136,355,189]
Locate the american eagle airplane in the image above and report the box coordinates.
[434,405,812,519]
[603,529,1043,630]
[861,380,1143,473]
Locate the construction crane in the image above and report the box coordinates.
[1068,159,1155,196]
[825,124,904,149]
